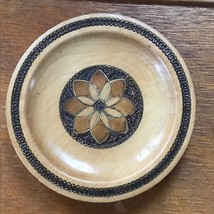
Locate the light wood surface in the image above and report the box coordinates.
[1,0,214,213]
[5,13,195,202]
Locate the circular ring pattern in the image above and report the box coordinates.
[10,16,191,198]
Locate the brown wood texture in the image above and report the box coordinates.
[0,0,214,213]
[90,0,214,7]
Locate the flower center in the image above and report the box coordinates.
[93,100,106,112]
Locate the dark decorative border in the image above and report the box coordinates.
[59,65,144,149]
[11,17,191,197]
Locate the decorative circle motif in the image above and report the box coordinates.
[59,65,143,149]
[9,16,191,198]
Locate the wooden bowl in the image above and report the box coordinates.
[6,14,195,202]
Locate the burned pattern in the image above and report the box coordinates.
[59,65,144,149]
[10,17,191,198]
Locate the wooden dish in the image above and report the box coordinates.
[6,14,195,203]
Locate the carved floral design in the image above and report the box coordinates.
[65,70,135,143]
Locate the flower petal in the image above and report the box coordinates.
[90,111,99,129]
[109,79,125,98]
[74,115,90,133]
[110,117,128,133]
[114,98,135,116]
[77,106,94,116]
[100,112,110,128]
[99,82,110,101]
[90,70,108,92]
[105,107,123,117]
[73,80,90,97]
[106,96,121,106]
[77,96,94,105]
[64,98,86,115]
[91,119,109,143]
[89,83,99,100]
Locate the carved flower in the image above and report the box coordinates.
[65,70,135,144]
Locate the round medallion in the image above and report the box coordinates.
[59,65,143,149]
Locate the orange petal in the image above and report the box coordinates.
[90,70,108,92]
[109,79,125,98]
[64,98,86,115]
[74,115,90,133]
[91,119,109,143]
[73,80,90,97]
[114,98,135,116]
[110,117,128,133]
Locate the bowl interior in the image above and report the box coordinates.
[19,28,182,188]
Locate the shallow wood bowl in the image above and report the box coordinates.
[6,14,195,203]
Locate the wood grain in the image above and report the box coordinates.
[0,0,214,213]
[90,0,214,7]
